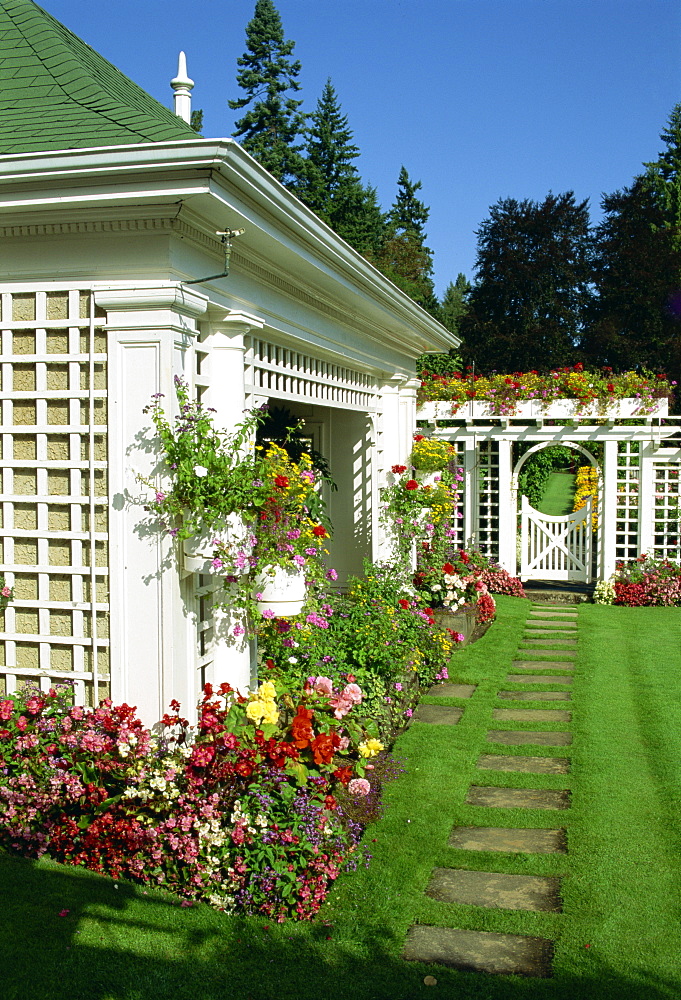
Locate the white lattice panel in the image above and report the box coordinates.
[245,338,378,411]
[0,289,109,705]
[653,462,681,562]
[475,440,499,561]
[615,442,640,563]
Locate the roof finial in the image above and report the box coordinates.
[171,51,194,124]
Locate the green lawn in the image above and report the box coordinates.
[2,597,681,999]
[536,472,576,515]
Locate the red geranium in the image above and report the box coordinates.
[391,464,407,474]
[405,480,418,490]
[442,562,455,575]
[274,475,289,489]
[312,525,327,537]
[398,598,410,609]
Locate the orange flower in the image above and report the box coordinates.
[291,706,314,748]
[311,731,340,765]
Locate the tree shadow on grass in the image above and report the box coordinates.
[1,851,680,1000]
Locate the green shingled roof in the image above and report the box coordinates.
[0,0,198,153]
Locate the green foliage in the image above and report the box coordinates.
[516,444,575,508]
[416,349,463,379]
[439,272,470,336]
[190,109,203,134]
[229,0,306,185]
[461,192,593,372]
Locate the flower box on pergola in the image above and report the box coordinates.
[417,397,681,584]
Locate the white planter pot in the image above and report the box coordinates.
[183,528,225,574]
[414,470,443,486]
[253,564,306,617]
[418,397,669,421]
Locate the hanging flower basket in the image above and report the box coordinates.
[253,564,307,617]
[183,525,228,574]
[414,470,442,487]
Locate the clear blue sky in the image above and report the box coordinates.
[48,0,680,297]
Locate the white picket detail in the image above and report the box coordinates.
[520,495,593,583]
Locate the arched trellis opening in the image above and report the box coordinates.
[417,400,681,583]
[513,441,600,583]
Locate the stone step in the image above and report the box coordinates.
[426,867,563,913]
[487,730,572,746]
[521,638,578,646]
[519,649,577,659]
[413,705,463,725]
[498,690,571,701]
[403,925,554,977]
[448,825,568,854]
[477,754,571,775]
[524,630,578,638]
[530,610,578,619]
[427,683,477,699]
[526,620,578,629]
[465,785,571,810]
[507,675,573,685]
[512,660,574,670]
[493,708,572,724]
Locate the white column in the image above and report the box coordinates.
[376,374,408,563]
[601,440,618,579]
[200,310,264,694]
[638,443,656,557]
[96,284,208,726]
[463,437,478,548]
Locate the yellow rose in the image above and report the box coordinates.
[258,681,277,701]
[261,703,279,726]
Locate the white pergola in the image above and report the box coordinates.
[417,399,681,583]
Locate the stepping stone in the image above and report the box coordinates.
[427,683,477,699]
[521,638,577,646]
[531,601,577,608]
[498,690,571,702]
[493,708,572,724]
[465,786,571,810]
[530,610,578,619]
[402,925,555,977]
[513,660,574,670]
[477,754,571,775]
[526,621,578,629]
[413,704,463,725]
[507,675,573,685]
[487,730,572,746]
[448,825,568,854]
[426,867,563,913]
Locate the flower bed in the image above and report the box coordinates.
[594,553,681,607]
[417,366,674,416]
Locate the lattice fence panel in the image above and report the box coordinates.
[246,338,378,411]
[446,441,466,551]
[652,461,681,562]
[615,441,640,563]
[0,289,109,705]
[475,440,499,561]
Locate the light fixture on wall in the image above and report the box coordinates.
[183,228,246,285]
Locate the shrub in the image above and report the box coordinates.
[480,565,526,598]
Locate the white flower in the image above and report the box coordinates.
[288,656,298,664]
[194,465,208,477]
[431,584,442,592]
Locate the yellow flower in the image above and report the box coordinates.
[261,703,279,726]
[358,738,384,758]
[246,700,266,724]
[258,681,277,701]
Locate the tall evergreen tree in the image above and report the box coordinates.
[460,192,592,372]
[582,178,681,380]
[298,79,360,217]
[229,0,306,185]
[643,102,681,239]
[374,166,438,314]
[440,273,471,336]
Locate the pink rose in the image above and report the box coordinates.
[313,676,334,696]
[342,683,363,704]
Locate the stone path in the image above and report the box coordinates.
[403,600,578,978]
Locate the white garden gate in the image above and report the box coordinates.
[417,400,681,583]
[520,495,593,583]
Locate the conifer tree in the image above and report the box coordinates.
[440,273,471,336]
[229,0,306,185]
[374,166,438,313]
